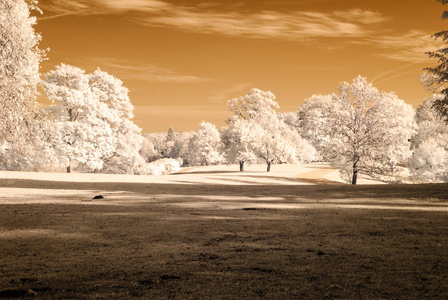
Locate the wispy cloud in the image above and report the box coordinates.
[63,57,209,83]
[39,1,385,39]
[371,62,423,84]
[141,8,385,39]
[361,30,445,63]
[39,1,440,64]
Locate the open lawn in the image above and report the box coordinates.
[0,164,447,299]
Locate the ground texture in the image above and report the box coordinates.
[0,166,448,299]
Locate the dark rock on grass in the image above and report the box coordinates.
[93,195,104,199]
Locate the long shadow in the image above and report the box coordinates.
[0,179,447,201]
[242,175,343,185]
[173,170,265,175]
[294,177,343,185]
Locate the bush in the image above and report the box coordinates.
[146,158,182,175]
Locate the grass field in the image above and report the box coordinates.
[0,164,447,299]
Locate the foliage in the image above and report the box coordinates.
[299,76,416,184]
[221,118,259,171]
[409,95,448,182]
[225,89,309,171]
[0,0,46,170]
[425,0,448,119]
[187,121,223,166]
[42,64,145,174]
[146,158,182,175]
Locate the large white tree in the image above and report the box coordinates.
[43,64,109,172]
[0,0,45,169]
[88,68,145,174]
[43,64,145,174]
[300,76,416,184]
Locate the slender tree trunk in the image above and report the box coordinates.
[66,165,71,173]
[67,158,71,173]
[239,161,245,172]
[267,161,271,172]
[352,156,359,185]
[352,166,358,185]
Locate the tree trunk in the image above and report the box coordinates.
[267,162,271,172]
[239,161,245,172]
[352,168,358,185]
[67,158,71,173]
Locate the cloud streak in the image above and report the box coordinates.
[38,1,441,63]
[39,1,385,39]
[364,30,444,63]
[63,57,209,83]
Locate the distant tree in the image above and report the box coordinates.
[300,76,416,184]
[425,0,448,119]
[227,88,279,121]
[168,131,195,164]
[297,94,335,161]
[221,118,258,171]
[409,95,448,182]
[0,0,45,169]
[410,139,448,182]
[140,138,160,163]
[166,126,176,142]
[226,89,305,171]
[142,132,166,159]
[279,112,299,131]
[164,126,176,157]
[187,121,223,166]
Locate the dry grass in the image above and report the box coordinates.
[0,178,448,299]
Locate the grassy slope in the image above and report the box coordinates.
[0,178,448,298]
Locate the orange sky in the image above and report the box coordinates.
[35,0,447,132]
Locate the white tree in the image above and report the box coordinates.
[300,76,416,184]
[297,94,335,161]
[0,0,46,169]
[43,64,145,174]
[409,138,448,182]
[168,130,194,164]
[409,94,448,182]
[251,116,299,172]
[221,118,258,171]
[226,89,305,171]
[187,121,223,166]
[88,68,145,174]
[43,64,110,172]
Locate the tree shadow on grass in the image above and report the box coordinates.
[293,177,343,185]
[0,179,448,201]
[172,170,234,175]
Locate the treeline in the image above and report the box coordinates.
[2,0,448,183]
